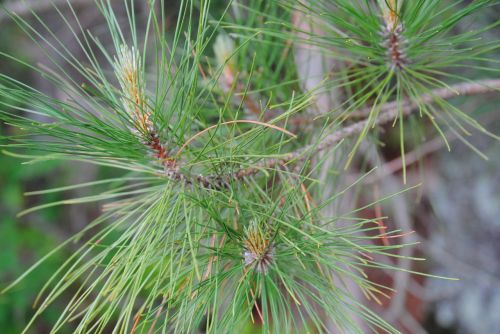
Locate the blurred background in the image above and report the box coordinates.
[0,1,499,333]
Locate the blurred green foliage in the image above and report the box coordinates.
[0,151,67,333]
[0,15,66,330]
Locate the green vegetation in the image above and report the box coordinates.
[0,0,498,333]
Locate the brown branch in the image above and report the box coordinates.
[169,79,500,188]
[364,109,500,184]
[366,135,447,184]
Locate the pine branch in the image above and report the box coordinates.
[223,79,500,181]
[349,79,500,119]
[166,79,500,188]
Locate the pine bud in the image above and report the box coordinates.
[243,221,275,274]
[113,45,150,132]
[379,0,402,31]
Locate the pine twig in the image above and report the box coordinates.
[163,79,500,188]
[225,79,500,181]
[349,79,500,119]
